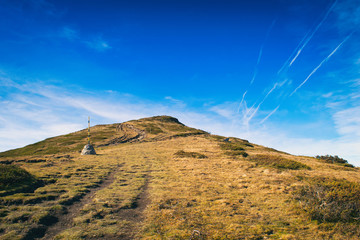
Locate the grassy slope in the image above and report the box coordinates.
[0,116,359,239]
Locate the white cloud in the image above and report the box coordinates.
[164,96,186,108]
[1,76,360,166]
[333,106,360,137]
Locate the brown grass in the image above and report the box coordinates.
[0,116,359,239]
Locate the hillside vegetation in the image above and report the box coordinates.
[0,115,359,239]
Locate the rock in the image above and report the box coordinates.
[81,144,96,155]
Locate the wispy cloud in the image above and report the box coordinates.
[334,0,360,33]
[333,106,360,137]
[165,96,186,108]
[85,36,111,52]
[1,73,360,166]
[60,27,78,40]
[59,27,111,52]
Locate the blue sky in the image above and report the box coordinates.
[1,0,360,166]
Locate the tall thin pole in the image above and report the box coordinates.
[88,116,90,145]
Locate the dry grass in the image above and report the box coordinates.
[0,116,359,239]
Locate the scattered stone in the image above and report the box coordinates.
[81,144,96,155]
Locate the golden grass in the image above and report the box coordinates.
[0,117,359,239]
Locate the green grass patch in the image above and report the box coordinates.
[139,123,164,134]
[248,154,311,170]
[151,116,183,124]
[294,177,360,222]
[0,125,119,157]
[174,150,208,159]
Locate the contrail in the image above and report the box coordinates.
[250,20,276,85]
[237,91,247,113]
[290,32,353,96]
[260,105,280,124]
[278,0,337,75]
[288,0,337,67]
[236,20,276,126]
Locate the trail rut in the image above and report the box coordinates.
[39,169,119,240]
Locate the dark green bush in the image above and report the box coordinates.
[294,178,360,222]
[315,155,354,168]
[249,155,311,170]
[225,151,248,158]
[219,143,245,151]
[0,164,37,190]
[174,150,207,159]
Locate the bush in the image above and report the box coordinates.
[0,164,37,190]
[225,151,248,158]
[248,154,311,170]
[315,155,354,168]
[294,178,360,222]
[174,150,207,159]
[219,142,245,151]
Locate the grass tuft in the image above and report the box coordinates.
[174,150,208,159]
[219,142,245,151]
[248,154,311,170]
[224,151,248,158]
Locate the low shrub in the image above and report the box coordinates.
[219,142,245,151]
[294,178,360,222]
[315,155,354,168]
[174,150,207,159]
[225,151,248,158]
[0,164,37,190]
[248,154,311,170]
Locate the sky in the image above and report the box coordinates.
[0,0,360,166]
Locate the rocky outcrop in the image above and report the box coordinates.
[81,144,96,155]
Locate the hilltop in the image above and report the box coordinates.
[0,116,359,239]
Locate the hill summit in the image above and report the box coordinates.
[0,115,359,239]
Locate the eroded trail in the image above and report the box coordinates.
[40,169,120,240]
[88,176,151,240]
[37,147,152,240]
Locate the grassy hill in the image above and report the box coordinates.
[0,116,359,239]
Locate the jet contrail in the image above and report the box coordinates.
[250,20,276,85]
[290,32,353,96]
[237,91,247,113]
[236,20,276,126]
[278,0,337,75]
[260,105,280,124]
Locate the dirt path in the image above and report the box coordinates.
[39,169,119,240]
[105,177,151,240]
[98,124,146,147]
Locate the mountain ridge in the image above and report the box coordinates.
[0,115,359,239]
